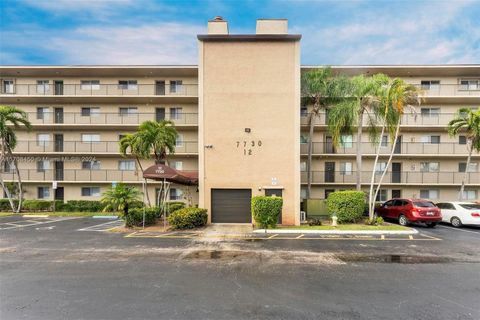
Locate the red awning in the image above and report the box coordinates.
[143,164,198,185]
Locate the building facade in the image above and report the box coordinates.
[1,18,479,224]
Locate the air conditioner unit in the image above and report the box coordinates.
[300,211,307,222]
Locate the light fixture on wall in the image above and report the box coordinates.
[245,128,251,133]
[204,145,213,149]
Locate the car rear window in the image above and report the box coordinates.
[459,204,480,210]
[413,201,436,208]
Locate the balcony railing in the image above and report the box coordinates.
[301,171,480,185]
[301,112,465,126]
[0,169,198,182]
[1,84,198,96]
[21,112,198,125]
[301,142,472,155]
[413,84,480,97]
[13,140,199,154]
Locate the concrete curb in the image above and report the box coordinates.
[23,214,49,218]
[92,215,119,219]
[253,228,419,235]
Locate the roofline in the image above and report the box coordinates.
[0,65,198,68]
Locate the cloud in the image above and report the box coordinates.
[1,22,203,65]
[20,0,136,12]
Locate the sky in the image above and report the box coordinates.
[0,0,479,66]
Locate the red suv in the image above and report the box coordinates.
[376,198,442,227]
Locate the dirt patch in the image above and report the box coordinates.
[337,254,454,264]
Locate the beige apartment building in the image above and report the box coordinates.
[0,18,479,225]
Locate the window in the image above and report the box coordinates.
[81,107,100,117]
[461,190,478,200]
[413,201,436,208]
[300,188,307,199]
[81,187,101,197]
[300,161,306,172]
[325,189,335,199]
[340,135,353,148]
[36,107,50,120]
[36,160,50,172]
[171,161,183,170]
[376,190,388,202]
[420,162,439,172]
[459,203,480,210]
[420,80,440,90]
[169,188,183,201]
[3,162,15,173]
[381,135,388,147]
[459,79,479,91]
[392,189,401,198]
[118,160,135,171]
[37,134,50,146]
[420,135,440,144]
[300,135,308,144]
[37,187,50,199]
[118,134,126,141]
[36,80,50,94]
[421,108,440,116]
[420,189,439,199]
[340,162,352,175]
[118,80,137,90]
[375,162,387,175]
[170,107,183,120]
[459,162,478,172]
[437,203,455,210]
[81,134,100,143]
[119,107,138,116]
[80,80,100,90]
[169,80,183,93]
[2,80,14,93]
[459,136,467,145]
[82,160,101,170]
[176,134,183,147]
[300,106,308,117]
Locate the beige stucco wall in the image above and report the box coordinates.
[199,39,301,225]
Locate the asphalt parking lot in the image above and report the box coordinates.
[1,216,479,320]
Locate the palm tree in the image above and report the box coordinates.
[328,74,390,191]
[368,79,421,218]
[119,133,151,206]
[135,120,178,164]
[101,184,141,216]
[0,106,32,212]
[301,68,350,198]
[448,108,480,200]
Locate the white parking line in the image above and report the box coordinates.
[438,225,480,235]
[0,217,79,230]
[77,219,123,232]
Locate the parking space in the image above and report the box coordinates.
[0,216,80,230]
[77,219,124,232]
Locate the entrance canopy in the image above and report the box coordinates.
[143,164,198,185]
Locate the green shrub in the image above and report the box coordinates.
[22,200,53,211]
[64,200,104,212]
[326,191,365,224]
[167,207,208,230]
[124,207,157,228]
[251,196,283,229]
[0,199,19,211]
[307,218,322,226]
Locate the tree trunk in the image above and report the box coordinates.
[368,125,386,220]
[0,142,15,212]
[306,111,315,199]
[355,109,364,191]
[459,140,473,200]
[12,158,22,213]
[135,157,151,207]
[373,122,401,209]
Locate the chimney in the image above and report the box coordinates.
[256,19,288,35]
[207,16,228,35]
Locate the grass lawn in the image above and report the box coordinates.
[21,211,119,217]
[0,212,14,217]
[275,223,410,231]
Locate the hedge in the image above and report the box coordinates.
[0,199,19,211]
[167,207,208,230]
[326,191,365,224]
[124,207,157,228]
[251,196,283,229]
[22,200,53,211]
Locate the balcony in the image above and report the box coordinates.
[13,140,199,154]
[19,112,198,126]
[301,112,465,127]
[414,84,480,97]
[0,83,198,97]
[300,142,473,156]
[301,171,480,185]
[0,169,198,182]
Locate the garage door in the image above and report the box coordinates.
[211,189,252,223]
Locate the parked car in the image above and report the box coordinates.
[436,202,480,227]
[376,198,442,227]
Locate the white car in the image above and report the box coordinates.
[436,202,480,227]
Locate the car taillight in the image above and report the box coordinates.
[471,213,480,217]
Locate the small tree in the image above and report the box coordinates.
[251,196,283,229]
[448,108,480,200]
[326,191,365,224]
[101,184,141,217]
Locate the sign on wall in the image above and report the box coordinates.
[236,140,262,156]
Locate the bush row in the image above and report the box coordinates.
[326,191,365,224]
[167,208,208,230]
[251,196,283,229]
[124,207,158,228]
